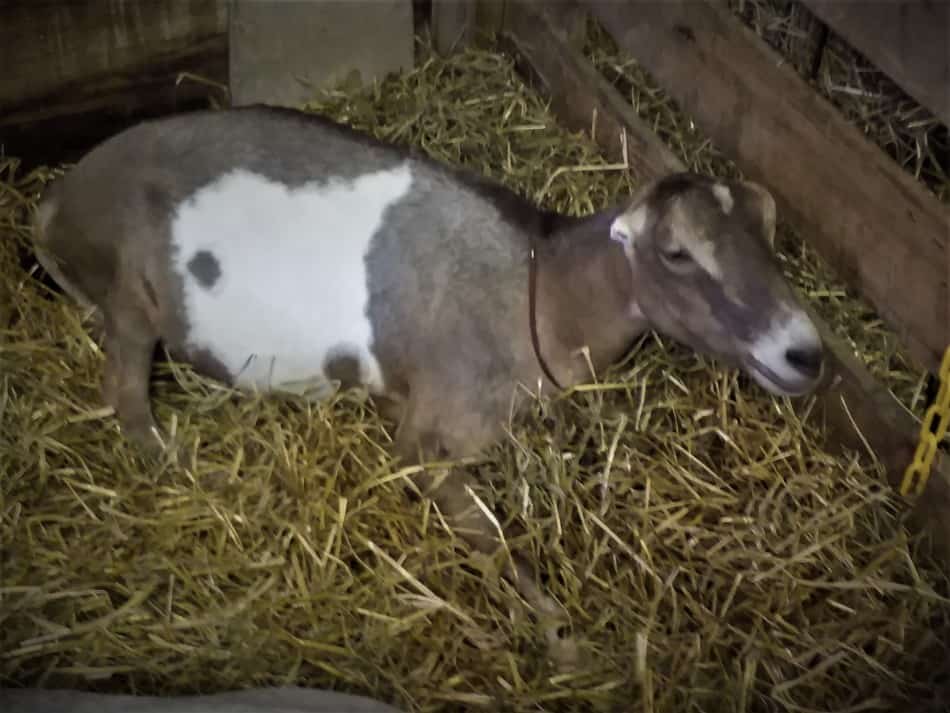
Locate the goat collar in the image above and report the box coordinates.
[528,236,564,391]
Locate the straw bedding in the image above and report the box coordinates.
[2,18,949,713]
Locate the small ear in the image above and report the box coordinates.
[609,204,649,252]
[736,180,777,247]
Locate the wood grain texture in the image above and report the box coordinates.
[587,0,949,377]
[505,0,950,562]
[502,2,681,184]
[801,0,950,127]
[0,0,228,128]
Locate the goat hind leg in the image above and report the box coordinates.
[101,291,162,454]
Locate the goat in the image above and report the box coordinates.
[32,106,826,664]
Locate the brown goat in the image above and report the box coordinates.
[32,106,825,665]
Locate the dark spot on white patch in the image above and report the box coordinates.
[323,348,362,389]
[187,250,221,289]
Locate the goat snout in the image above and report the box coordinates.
[745,310,824,397]
[784,344,824,380]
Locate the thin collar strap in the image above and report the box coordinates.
[528,236,564,391]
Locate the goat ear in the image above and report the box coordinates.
[735,180,777,248]
[610,177,663,252]
[609,202,650,253]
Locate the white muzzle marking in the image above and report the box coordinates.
[746,309,823,396]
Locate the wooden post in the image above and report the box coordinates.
[800,0,950,127]
[586,0,949,377]
[431,0,477,55]
[504,0,950,562]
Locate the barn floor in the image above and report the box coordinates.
[2,32,949,713]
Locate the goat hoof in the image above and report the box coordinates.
[121,419,167,458]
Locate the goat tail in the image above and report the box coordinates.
[31,177,96,311]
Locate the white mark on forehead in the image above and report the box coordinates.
[711,183,733,214]
[669,200,722,279]
[170,164,414,396]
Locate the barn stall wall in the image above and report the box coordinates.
[0,1,228,171]
[2,1,949,711]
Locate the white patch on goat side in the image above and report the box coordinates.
[170,165,414,396]
[711,184,733,214]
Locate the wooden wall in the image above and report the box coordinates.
[0,1,228,169]
[801,0,950,127]
[1,0,416,169]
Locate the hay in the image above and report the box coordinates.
[2,36,950,713]
[582,7,947,421]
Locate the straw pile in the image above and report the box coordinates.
[2,31,949,713]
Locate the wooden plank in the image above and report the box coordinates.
[432,0,477,54]
[499,5,681,184]
[800,0,950,128]
[0,0,228,129]
[585,0,949,377]
[503,0,950,562]
[230,0,414,107]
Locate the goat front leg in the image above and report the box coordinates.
[393,403,579,668]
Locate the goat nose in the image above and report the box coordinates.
[785,346,823,379]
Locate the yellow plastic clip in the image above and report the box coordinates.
[901,346,950,496]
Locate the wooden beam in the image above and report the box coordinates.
[0,1,228,130]
[229,0,414,107]
[503,0,950,562]
[500,5,681,183]
[800,0,950,128]
[585,0,949,377]
[431,0,477,54]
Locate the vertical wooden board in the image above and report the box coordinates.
[587,0,950,377]
[229,0,414,108]
[801,0,950,128]
[431,0,476,54]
